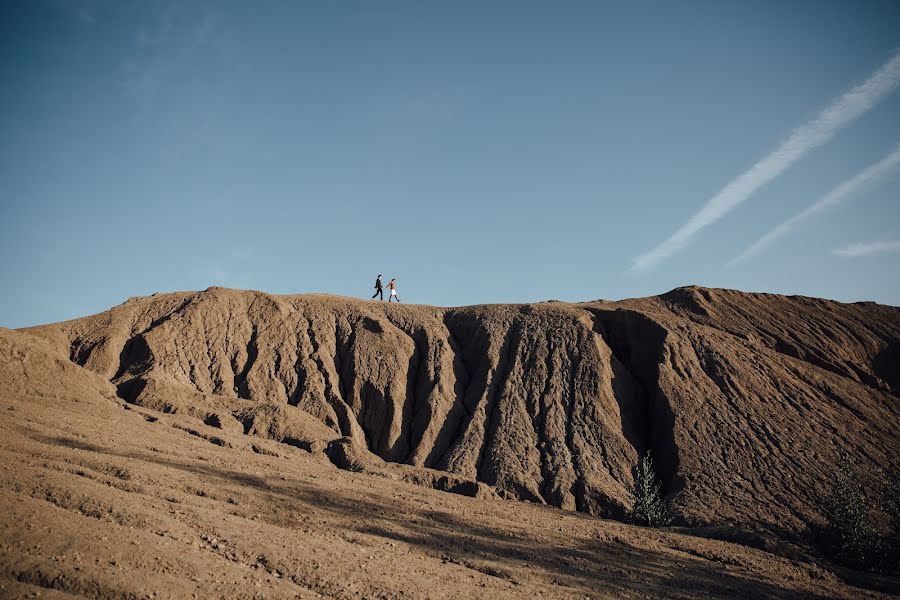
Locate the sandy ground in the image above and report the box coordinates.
[3,285,899,599]
[1,372,894,599]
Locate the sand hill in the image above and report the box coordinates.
[1,286,898,598]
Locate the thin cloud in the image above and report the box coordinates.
[728,143,900,265]
[632,48,900,271]
[833,239,900,258]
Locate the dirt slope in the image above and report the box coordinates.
[1,323,895,599]
[18,286,899,538]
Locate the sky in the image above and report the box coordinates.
[2,1,900,328]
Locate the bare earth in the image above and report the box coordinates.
[1,286,898,598]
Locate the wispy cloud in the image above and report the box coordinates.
[728,143,900,265]
[833,239,900,258]
[632,48,900,271]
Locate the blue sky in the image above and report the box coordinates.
[2,1,900,327]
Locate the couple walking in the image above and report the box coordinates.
[372,274,400,302]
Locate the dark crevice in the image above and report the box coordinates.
[112,334,152,382]
[103,297,197,390]
[172,424,230,447]
[421,316,472,469]
[286,329,308,407]
[115,377,146,404]
[69,338,103,367]
[358,381,386,456]
[203,414,226,429]
[431,312,494,471]
[873,340,900,397]
[139,297,193,335]
[475,318,522,484]
[401,328,430,464]
[281,437,318,452]
[534,336,555,506]
[234,326,259,400]
[305,315,355,438]
[348,319,397,458]
[564,341,585,511]
[584,308,681,498]
[272,347,287,401]
[333,317,350,403]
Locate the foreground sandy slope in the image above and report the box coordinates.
[0,327,895,599]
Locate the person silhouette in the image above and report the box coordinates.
[372,274,384,301]
[388,278,401,302]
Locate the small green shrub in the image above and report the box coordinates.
[631,451,672,527]
[884,469,900,570]
[824,452,879,568]
[886,471,900,534]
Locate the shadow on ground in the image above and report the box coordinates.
[32,432,857,600]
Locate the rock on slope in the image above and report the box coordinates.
[23,286,900,536]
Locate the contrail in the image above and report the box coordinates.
[833,239,900,257]
[632,48,900,271]
[728,143,900,266]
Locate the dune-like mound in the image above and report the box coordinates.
[23,286,900,530]
[2,286,898,598]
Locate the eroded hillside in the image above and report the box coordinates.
[24,286,900,536]
[6,323,892,599]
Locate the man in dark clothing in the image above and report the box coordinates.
[372,274,383,301]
